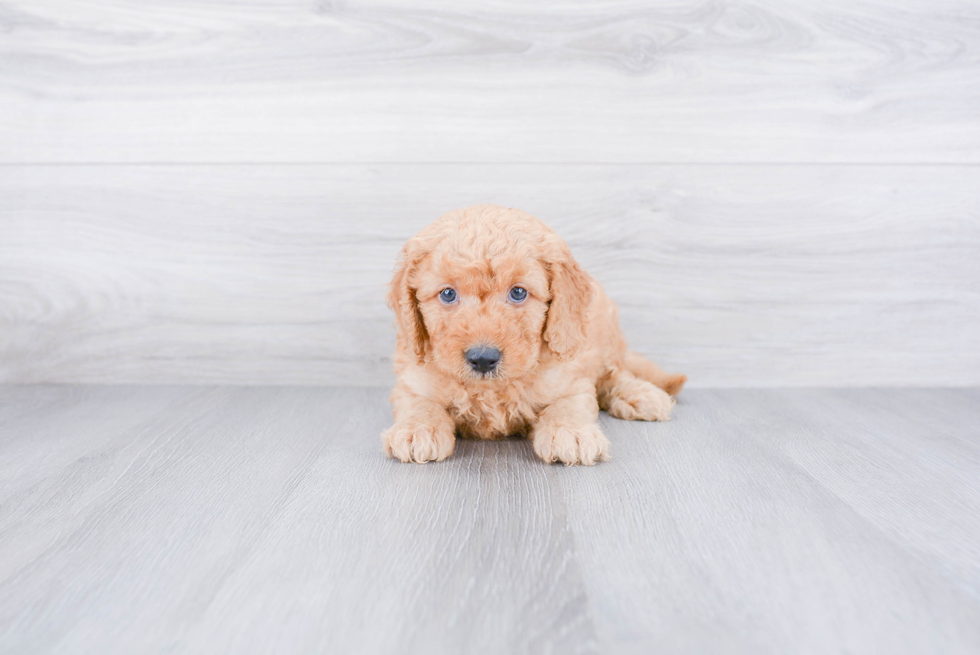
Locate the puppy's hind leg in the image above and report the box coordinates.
[598,369,674,422]
[625,351,687,397]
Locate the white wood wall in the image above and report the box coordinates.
[1,0,978,386]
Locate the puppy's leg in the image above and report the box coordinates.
[382,387,455,463]
[532,387,610,466]
[598,369,674,422]
[625,351,687,397]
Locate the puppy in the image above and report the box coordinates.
[382,204,686,465]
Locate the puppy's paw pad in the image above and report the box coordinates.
[608,385,674,422]
[382,423,455,463]
[533,423,609,466]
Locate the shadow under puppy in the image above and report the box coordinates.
[383,204,686,465]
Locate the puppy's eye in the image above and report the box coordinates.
[439,288,457,304]
[509,286,528,303]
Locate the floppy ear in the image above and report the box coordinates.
[543,245,594,360]
[388,241,429,364]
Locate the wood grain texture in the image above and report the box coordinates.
[560,389,980,653]
[1,0,979,163]
[2,164,978,386]
[1,386,979,653]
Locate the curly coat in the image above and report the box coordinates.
[383,204,686,465]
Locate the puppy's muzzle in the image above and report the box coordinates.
[465,345,501,374]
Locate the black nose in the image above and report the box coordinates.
[465,346,501,373]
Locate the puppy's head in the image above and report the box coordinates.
[389,205,593,382]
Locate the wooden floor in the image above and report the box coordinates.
[0,387,978,653]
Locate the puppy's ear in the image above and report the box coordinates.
[543,242,594,360]
[388,240,429,364]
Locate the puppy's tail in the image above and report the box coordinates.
[626,351,687,397]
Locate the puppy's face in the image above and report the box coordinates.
[413,250,550,381]
[389,206,593,384]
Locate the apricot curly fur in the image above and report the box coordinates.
[382,205,686,466]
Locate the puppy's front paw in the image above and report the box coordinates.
[605,381,674,422]
[382,422,455,463]
[532,422,609,466]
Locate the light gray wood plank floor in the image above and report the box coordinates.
[1,386,978,653]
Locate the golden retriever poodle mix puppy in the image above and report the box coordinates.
[382,204,686,465]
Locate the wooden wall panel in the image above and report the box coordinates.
[2,164,977,386]
[2,0,978,385]
[1,0,978,163]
